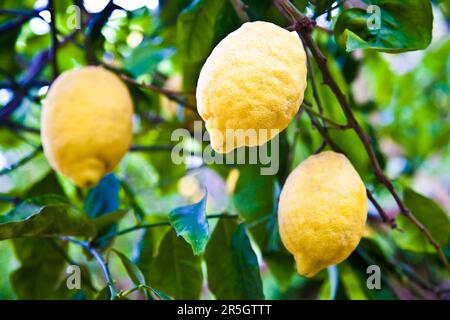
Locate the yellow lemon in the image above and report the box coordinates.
[196,21,307,153]
[41,66,133,188]
[278,151,367,277]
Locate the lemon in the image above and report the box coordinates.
[278,151,367,277]
[41,66,133,188]
[196,21,307,153]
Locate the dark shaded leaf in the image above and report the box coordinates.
[10,239,67,299]
[232,165,275,223]
[310,0,335,17]
[0,195,95,240]
[95,286,111,300]
[113,249,146,287]
[149,229,202,299]
[177,0,226,63]
[85,174,120,248]
[204,219,264,299]
[92,210,128,232]
[84,174,120,219]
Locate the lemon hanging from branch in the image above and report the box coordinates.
[278,151,368,277]
[41,67,133,188]
[196,21,307,153]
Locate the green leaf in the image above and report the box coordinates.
[232,165,294,289]
[261,217,295,291]
[0,195,95,240]
[84,174,120,219]
[177,0,226,63]
[149,229,203,299]
[112,249,148,297]
[85,174,120,248]
[92,210,128,232]
[393,188,450,253]
[149,287,173,300]
[125,40,171,77]
[339,263,368,300]
[0,28,19,76]
[10,238,67,299]
[311,0,335,17]
[232,165,276,223]
[169,191,209,255]
[8,173,83,299]
[204,219,264,299]
[95,286,111,300]
[335,0,433,52]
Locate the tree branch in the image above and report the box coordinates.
[1,121,41,134]
[48,0,59,80]
[366,188,396,227]
[61,237,117,299]
[0,146,42,176]
[119,74,197,111]
[91,213,238,245]
[0,30,79,122]
[303,103,349,130]
[274,0,448,269]
[230,0,251,23]
[129,144,174,152]
[0,7,42,34]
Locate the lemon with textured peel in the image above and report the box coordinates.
[278,151,368,277]
[196,21,307,153]
[41,66,133,188]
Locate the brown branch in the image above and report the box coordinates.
[119,74,197,111]
[230,0,251,23]
[303,103,349,130]
[274,0,449,269]
[367,189,396,228]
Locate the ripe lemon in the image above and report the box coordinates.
[41,66,133,188]
[278,151,367,277]
[196,21,307,153]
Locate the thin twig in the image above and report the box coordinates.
[275,0,449,270]
[0,143,197,176]
[303,104,349,130]
[0,11,37,33]
[0,30,79,122]
[2,121,41,134]
[119,74,197,111]
[230,0,251,23]
[0,146,42,176]
[61,237,117,299]
[48,0,59,80]
[92,213,238,245]
[49,239,98,293]
[0,195,21,204]
[366,189,396,228]
[129,145,174,152]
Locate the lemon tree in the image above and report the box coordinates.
[0,0,448,302]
